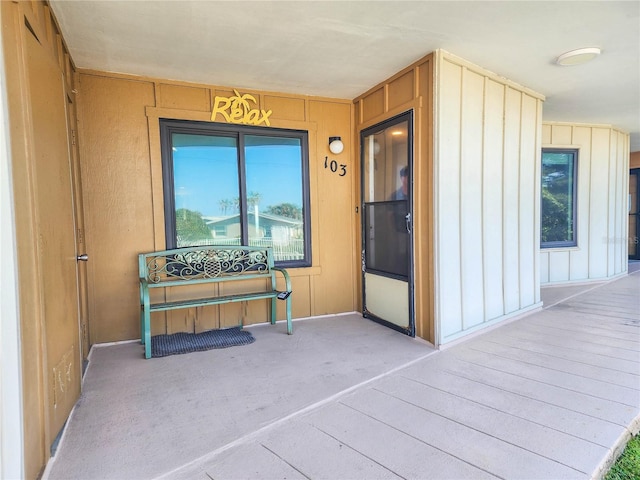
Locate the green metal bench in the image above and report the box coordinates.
[139,245,292,359]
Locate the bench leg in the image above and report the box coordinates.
[143,309,152,359]
[285,296,292,335]
[270,297,277,325]
[271,297,292,334]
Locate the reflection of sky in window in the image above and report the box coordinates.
[173,140,303,217]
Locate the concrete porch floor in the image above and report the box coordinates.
[46,268,639,480]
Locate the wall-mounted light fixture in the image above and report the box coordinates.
[329,136,344,155]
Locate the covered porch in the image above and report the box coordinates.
[45,267,639,479]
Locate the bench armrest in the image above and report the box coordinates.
[272,267,292,293]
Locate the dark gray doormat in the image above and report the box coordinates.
[150,327,255,358]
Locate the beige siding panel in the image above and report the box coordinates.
[503,88,522,314]
[388,71,414,111]
[309,100,356,315]
[4,2,85,474]
[263,95,306,122]
[519,94,538,308]
[541,124,552,145]
[158,83,210,111]
[542,123,629,284]
[3,5,48,475]
[482,79,505,320]
[460,69,485,329]
[611,130,627,274]
[438,59,463,339]
[290,275,312,318]
[588,127,611,279]
[617,133,630,272]
[569,126,591,280]
[353,53,434,344]
[78,74,157,343]
[361,88,385,123]
[540,251,550,284]
[549,251,570,282]
[533,100,542,303]
[79,73,354,343]
[436,51,542,344]
[607,130,618,276]
[551,124,572,145]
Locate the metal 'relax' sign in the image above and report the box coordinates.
[211,89,272,126]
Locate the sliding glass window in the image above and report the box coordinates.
[160,119,311,267]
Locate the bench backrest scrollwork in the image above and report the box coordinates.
[139,246,275,288]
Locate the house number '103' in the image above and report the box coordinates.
[324,156,347,177]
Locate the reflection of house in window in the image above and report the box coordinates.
[204,212,304,260]
[213,225,226,237]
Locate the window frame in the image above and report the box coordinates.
[159,118,312,268]
[540,147,578,249]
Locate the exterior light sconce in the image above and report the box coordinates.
[329,136,344,155]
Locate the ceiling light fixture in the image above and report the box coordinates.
[555,47,601,66]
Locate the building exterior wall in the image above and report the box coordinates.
[0,5,24,478]
[353,54,435,343]
[2,1,82,477]
[540,122,630,284]
[76,72,357,343]
[631,151,640,169]
[434,51,545,345]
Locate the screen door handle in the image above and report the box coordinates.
[405,213,411,234]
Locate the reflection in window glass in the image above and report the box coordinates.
[245,136,305,261]
[172,133,240,248]
[541,149,577,247]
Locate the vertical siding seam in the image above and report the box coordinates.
[517,92,523,309]
[533,98,541,300]
[458,66,465,332]
[500,87,508,315]
[480,76,487,323]
[619,133,625,272]
[592,127,594,278]
[606,128,612,275]
[623,136,630,266]
[384,83,389,113]
[150,83,160,251]
[612,129,617,274]
[433,53,441,345]
[611,131,617,273]
[567,126,574,280]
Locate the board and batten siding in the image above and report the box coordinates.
[434,51,544,345]
[540,123,630,284]
[77,72,357,343]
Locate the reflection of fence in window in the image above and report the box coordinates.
[179,237,305,261]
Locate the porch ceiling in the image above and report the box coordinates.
[49,1,640,150]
